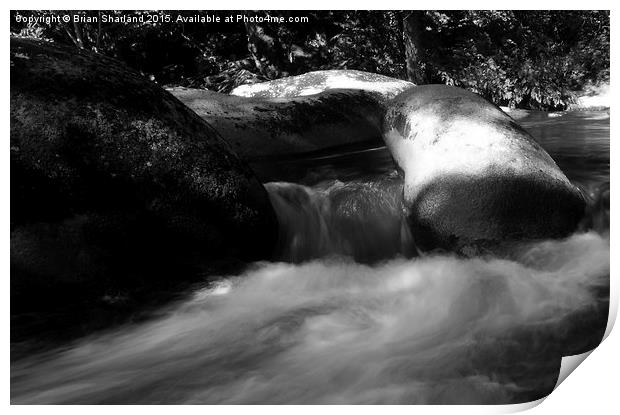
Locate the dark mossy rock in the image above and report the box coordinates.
[383,85,586,252]
[10,38,277,323]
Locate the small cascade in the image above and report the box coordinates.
[265,173,414,263]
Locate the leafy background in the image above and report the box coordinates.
[10,10,610,110]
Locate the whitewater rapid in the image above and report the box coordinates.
[11,201,609,403]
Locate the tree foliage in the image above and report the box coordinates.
[10,10,609,110]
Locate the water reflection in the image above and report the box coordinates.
[252,111,610,192]
[518,111,610,188]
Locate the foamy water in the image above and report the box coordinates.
[266,176,414,262]
[11,227,609,404]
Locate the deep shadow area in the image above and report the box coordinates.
[409,173,586,253]
[10,256,251,361]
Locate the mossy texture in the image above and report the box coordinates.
[11,38,277,315]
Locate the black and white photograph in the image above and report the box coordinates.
[8,7,612,406]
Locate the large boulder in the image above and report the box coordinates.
[171,70,413,164]
[169,87,385,161]
[10,38,277,314]
[231,69,414,100]
[383,85,585,252]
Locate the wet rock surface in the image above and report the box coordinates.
[170,87,385,162]
[383,85,586,252]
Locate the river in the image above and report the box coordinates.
[11,110,610,404]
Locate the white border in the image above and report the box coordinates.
[4,1,617,413]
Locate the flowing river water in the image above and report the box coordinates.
[11,110,610,404]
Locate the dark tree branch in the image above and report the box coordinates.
[73,20,85,49]
[96,11,102,51]
[402,11,427,84]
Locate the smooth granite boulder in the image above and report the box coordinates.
[231,69,414,100]
[383,85,586,252]
[10,38,277,312]
[169,87,385,160]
